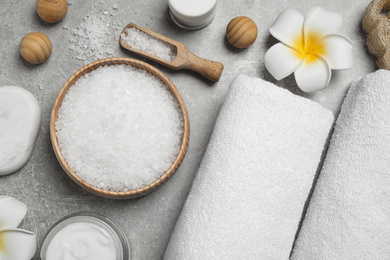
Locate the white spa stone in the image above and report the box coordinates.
[0,86,41,175]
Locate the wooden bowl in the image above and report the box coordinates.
[50,57,190,199]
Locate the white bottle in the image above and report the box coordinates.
[168,0,217,30]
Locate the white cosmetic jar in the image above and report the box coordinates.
[40,212,130,260]
[168,0,217,30]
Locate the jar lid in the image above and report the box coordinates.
[168,0,217,27]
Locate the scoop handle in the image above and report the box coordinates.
[176,46,224,82]
[187,54,224,82]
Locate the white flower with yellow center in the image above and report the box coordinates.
[0,196,36,260]
[265,6,353,92]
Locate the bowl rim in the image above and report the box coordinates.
[50,57,190,199]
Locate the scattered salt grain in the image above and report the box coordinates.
[69,14,113,62]
[55,65,184,192]
[112,4,118,10]
[68,6,120,64]
[121,27,176,61]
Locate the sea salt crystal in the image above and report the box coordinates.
[121,27,176,61]
[68,6,119,64]
[55,65,184,192]
[69,15,111,63]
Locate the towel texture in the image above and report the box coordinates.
[291,70,390,260]
[164,75,334,260]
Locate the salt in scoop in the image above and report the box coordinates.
[120,23,224,82]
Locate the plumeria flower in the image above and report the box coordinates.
[265,6,353,92]
[0,196,36,260]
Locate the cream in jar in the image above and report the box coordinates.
[45,222,116,259]
[40,212,129,260]
[168,0,217,30]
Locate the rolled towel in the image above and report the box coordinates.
[291,70,390,260]
[164,75,334,259]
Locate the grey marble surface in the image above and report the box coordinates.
[0,0,376,259]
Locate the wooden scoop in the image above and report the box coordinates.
[120,23,224,82]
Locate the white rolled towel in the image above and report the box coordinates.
[291,70,390,260]
[164,75,334,260]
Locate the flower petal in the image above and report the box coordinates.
[304,6,343,44]
[265,43,305,80]
[316,34,353,70]
[294,54,331,92]
[0,228,36,260]
[269,9,304,51]
[0,196,27,229]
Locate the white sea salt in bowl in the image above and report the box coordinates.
[50,57,190,199]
